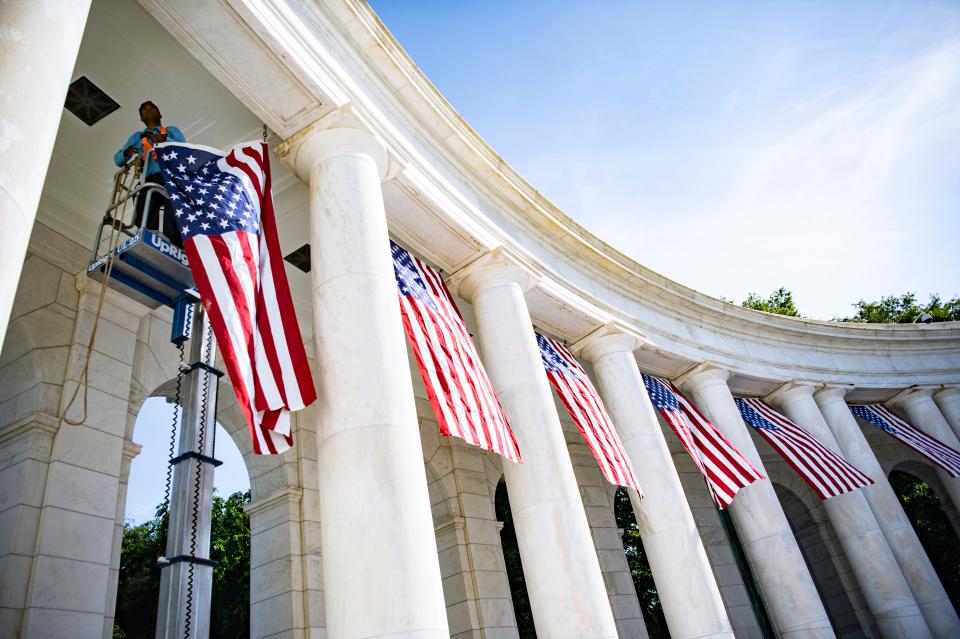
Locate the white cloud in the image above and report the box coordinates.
[520,41,960,319]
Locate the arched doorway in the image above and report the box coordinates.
[613,487,669,638]
[495,478,536,638]
[115,395,252,638]
[773,482,872,637]
[889,466,960,612]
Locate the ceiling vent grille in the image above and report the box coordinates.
[284,244,311,273]
[65,76,120,126]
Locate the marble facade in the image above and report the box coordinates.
[2,1,960,637]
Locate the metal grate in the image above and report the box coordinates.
[65,76,120,126]
[284,244,311,273]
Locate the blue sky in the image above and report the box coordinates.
[370,0,960,320]
[126,2,960,520]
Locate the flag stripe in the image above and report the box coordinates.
[736,398,872,500]
[158,141,314,455]
[642,375,764,508]
[851,405,960,477]
[537,334,641,492]
[392,242,521,462]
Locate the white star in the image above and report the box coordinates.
[199,188,208,195]
[177,164,187,173]
[162,153,171,161]
[219,219,229,228]
[195,199,204,206]
[174,209,184,218]
[187,155,197,165]
[206,211,216,219]
[181,225,190,235]
[214,194,224,201]
[170,193,180,201]
[218,184,227,192]
[183,185,194,193]
[200,222,210,230]
[238,218,246,227]
[187,214,197,222]
[169,150,178,159]
[201,166,209,175]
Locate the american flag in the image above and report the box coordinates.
[156,142,316,455]
[391,242,521,462]
[850,404,960,478]
[735,398,872,499]
[642,375,764,508]
[536,333,642,492]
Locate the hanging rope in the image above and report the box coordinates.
[62,157,145,425]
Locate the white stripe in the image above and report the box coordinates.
[221,232,283,411]
[258,233,304,410]
[194,235,268,454]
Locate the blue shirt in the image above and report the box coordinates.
[114,125,186,176]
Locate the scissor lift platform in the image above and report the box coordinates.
[87,229,193,309]
[87,157,194,309]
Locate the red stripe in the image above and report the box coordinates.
[184,239,265,455]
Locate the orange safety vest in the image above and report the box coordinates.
[140,126,168,159]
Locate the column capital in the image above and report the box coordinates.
[934,385,960,402]
[570,320,649,362]
[277,123,389,183]
[886,385,939,410]
[674,361,730,393]
[813,383,855,406]
[447,246,540,302]
[765,380,818,407]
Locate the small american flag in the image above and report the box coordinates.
[735,398,872,499]
[537,333,642,493]
[851,404,960,478]
[157,142,316,455]
[391,242,521,462]
[642,375,764,508]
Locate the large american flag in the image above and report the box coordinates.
[391,242,521,462]
[735,398,872,499]
[642,375,764,508]
[537,333,642,492]
[156,142,316,455]
[850,404,960,477]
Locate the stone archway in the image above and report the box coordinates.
[772,481,872,638]
[118,309,319,638]
[888,463,960,612]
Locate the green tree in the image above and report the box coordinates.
[839,292,960,323]
[740,287,801,317]
[114,490,251,639]
[889,471,960,612]
[614,488,669,638]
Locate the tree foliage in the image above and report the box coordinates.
[740,287,801,317]
[494,480,536,638]
[839,292,960,324]
[614,488,669,638]
[889,471,960,612]
[114,490,251,639]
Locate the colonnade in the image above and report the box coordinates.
[2,4,960,637]
[277,125,960,638]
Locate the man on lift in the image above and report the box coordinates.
[114,100,185,247]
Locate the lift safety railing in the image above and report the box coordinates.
[91,150,172,261]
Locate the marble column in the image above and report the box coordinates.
[768,382,931,639]
[934,386,960,442]
[676,364,833,639]
[816,385,960,639]
[0,0,92,345]
[573,326,734,639]
[888,387,960,514]
[450,249,619,638]
[280,127,449,638]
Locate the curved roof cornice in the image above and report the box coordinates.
[142,0,960,392]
